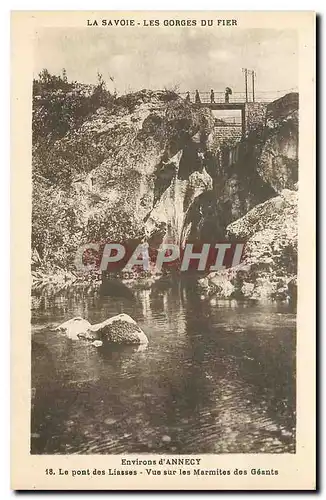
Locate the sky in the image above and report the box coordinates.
[33,27,298,96]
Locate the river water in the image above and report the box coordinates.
[31,282,296,454]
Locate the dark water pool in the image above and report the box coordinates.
[31,283,296,454]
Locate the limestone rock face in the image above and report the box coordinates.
[145,161,213,245]
[199,190,297,302]
[257,93,298,193]
[32,89,215,271]
[187,94,298,245]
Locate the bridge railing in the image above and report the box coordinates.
[179,89,298,104]
[179,92,246,103]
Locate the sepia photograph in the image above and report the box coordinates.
[10,10,315,490]
[30,24,298,456]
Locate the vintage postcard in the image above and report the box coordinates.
[11,10,315,490]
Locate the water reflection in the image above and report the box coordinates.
[31,284,295,454]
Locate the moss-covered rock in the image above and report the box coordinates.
[89,313,148,345]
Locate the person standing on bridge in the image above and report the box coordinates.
[210,89,215,103]
[185,91,191,102]
[225,86,232,103]
[195,90,201,104]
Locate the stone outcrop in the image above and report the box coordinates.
[199,189,297,302]
[257,93,298,193]
[145,151,213,246]
[33,89,215,271]
[193,93,298,244]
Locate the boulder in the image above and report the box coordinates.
[56,317,92,340]
[57,314,148,345]
[89,314,148,345]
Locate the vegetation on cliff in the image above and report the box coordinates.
[32,70,214,282]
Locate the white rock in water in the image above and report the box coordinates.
[91,340,103,348]
[56,317,91,340]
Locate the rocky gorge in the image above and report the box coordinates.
[32,73,298,302]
